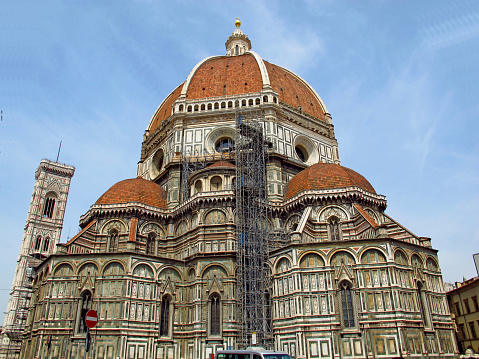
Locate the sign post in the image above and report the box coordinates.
[84,310,98,359]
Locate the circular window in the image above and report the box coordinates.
[293,135,318,165]
[215,137,235,153]
[150,149,164,179]
[295,145,308,163]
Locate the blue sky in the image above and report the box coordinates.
[1,0,478,322]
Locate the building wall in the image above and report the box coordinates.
[447,277,479,354]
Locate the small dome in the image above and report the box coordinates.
[95,177,167,209]
[284,163,376,199]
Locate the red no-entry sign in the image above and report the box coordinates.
[85,310,98,329]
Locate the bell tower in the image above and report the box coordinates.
[0,159,74,359]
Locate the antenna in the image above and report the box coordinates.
[56,140,62,162]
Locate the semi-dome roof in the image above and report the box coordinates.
[147,50,328,135]
[284,163,376,200]
[95,177,167,209]
[206,160,235,169]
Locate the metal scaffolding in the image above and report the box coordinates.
[235,108,273,349]
[180,150,235,203]
[0,256,37,359]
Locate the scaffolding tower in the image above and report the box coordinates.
[235,109,273,349]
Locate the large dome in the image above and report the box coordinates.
[95,177,167,208]
[147,52,328,134]
[284,163,376,200]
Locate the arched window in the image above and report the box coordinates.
[42,238,50,252]
[194,180,202,194]
[160,295,171,337]
[210,294,221,336]
[109,230,119,252]
[76,290,92,334]
[146,233,155,255]
[340,282,355,328]
[235,44,239,55]
[34,236,42,251]
[210,176,222,191]
[43,195,56,218]
[328,217,341,241]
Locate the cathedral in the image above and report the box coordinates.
[15,20,457,359]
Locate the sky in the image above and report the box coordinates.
[1,0,478,323]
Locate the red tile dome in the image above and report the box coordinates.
[147,52,328,134]
[284,163,376,200]
[95,177,167,209]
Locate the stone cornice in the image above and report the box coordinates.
[277,186,387,214]
[80,191,237,226]
[36,159,75,179]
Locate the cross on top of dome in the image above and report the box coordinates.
[225,18,251,56]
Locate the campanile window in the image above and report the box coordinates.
[43,196,56,218]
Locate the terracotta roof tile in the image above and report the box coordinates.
[187,54,263,99]
[285,163,376,200]
[95,177,167,209]
[207,161,235,169]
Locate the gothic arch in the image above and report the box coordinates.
[284,214,301,232]
[159,266,183,282]
[203,209,227,224]
[132,263,155,278]
[139,221,166,238]
[426,256,439,272]
[53,263,74,277]
[200,263,229,278]
[174,220,188,237]
[394,249,409,265]
[77,262,99,276]
[411,253,424,268]
[100,219,127,235]
[299,252,325,268]
[318,205,350,222]
[359,247,387,264]
[102,261,125,276]
[42,191,58,218]
[274,256,293,274]
[190,212,199,228]
[329,250,356,266]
